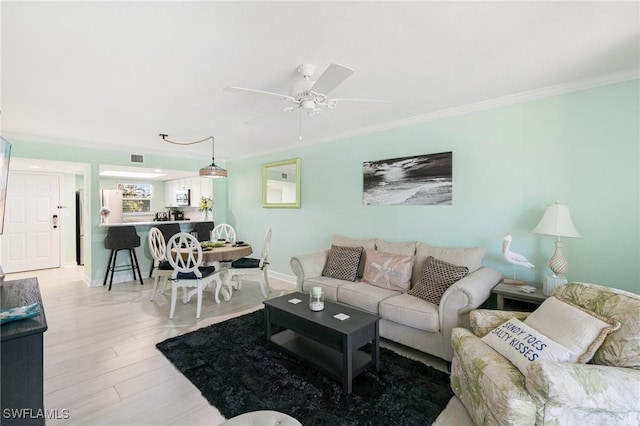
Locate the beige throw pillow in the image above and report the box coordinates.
[362,249,415,292]
[321,245,364,282]
[524,296,621,363]
[408,256,469,305]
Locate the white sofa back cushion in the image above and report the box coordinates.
[375,240,416,256]
[412,242,486,288]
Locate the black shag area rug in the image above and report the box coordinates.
[156,310,452,425]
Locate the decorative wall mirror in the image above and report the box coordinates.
[262,158,301,208]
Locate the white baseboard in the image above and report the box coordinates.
[88,269,294,287]
[268,270,296,285]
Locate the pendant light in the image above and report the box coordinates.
[160,134,227,178]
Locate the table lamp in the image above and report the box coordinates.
[531,201,582,295]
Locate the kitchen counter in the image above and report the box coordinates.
[98,220,211,228]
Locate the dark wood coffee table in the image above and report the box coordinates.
[263,292,380,394]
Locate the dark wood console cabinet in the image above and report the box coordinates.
[1,277,48,425]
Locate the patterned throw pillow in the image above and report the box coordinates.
[408,256,469,304]
[321,245,364,282]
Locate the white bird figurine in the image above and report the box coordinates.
[502,235,534,284]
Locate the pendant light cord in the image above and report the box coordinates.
[159,134,213,146]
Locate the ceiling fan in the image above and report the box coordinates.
[224,63,390,140]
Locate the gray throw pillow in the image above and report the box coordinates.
[321,245,364,282]
[408,256,469,305]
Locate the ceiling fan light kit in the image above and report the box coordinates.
[224,62,391,140]
[160,134,227,178]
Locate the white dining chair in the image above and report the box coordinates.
[165,232,224,319]
[224,227,271,298]
[211,223,237,243]
[148,227,175,300]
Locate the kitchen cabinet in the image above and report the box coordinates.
[164,177,212,208]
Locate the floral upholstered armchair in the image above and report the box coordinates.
[450,282,640,425]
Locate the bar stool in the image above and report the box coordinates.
[103,226,144,291]
[191,221,215,242]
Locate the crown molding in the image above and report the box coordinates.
[318,68,640,146]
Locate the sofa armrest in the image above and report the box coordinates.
[526,361,640,412]
[436,267,501,361]
[290,250,329,292]
[470,309,531,338]
[439,267,502,320]
[451,328,536,424]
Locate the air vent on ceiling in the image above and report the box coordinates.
[130,154,144,164]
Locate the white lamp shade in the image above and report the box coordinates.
[531,201,582,238]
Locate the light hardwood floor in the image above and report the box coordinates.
[5,266,471,426]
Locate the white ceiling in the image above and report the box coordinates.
[1,1,639,163]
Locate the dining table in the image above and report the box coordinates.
[201,243,253,263]
[171,243,253,303]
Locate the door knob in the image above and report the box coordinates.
[53,214,59,229]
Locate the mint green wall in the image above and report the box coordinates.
[9,141,227,285]
[7,80,638,293]
[227,80,639,294]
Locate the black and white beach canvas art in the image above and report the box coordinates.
[363,151,452,205]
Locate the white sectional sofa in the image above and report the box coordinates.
[290,235,502,362]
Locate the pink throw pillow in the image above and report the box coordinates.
[362,249,415,292]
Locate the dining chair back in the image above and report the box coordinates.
[148,222,181,277]
[148,227,174,300]
[166,232,223,319]
[225,227,272,298]
[212,223,237,243]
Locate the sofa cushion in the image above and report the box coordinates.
[302,276,352,301]
[333,235,375,278]
[379,293,440,332]
[362,249,415,292]
[553,282,640,369]
[524,295,621,363]
[481,318,578,375]
[337,282,399,314]
[412,242,485,288]
[375,239,416,257]
[321,245,363,282]
[408,256,469,305]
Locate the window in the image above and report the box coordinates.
[118,183,152,214]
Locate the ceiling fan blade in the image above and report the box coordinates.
[224,86,294,101]
[330,98,392,103]
[310,63,354,95]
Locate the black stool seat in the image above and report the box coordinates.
[191,221,215,242]
[103,226,144,291]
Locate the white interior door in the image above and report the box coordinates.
[0,172,61,273]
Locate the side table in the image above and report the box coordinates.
[492,280,548,311]
[1,277,48,425]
